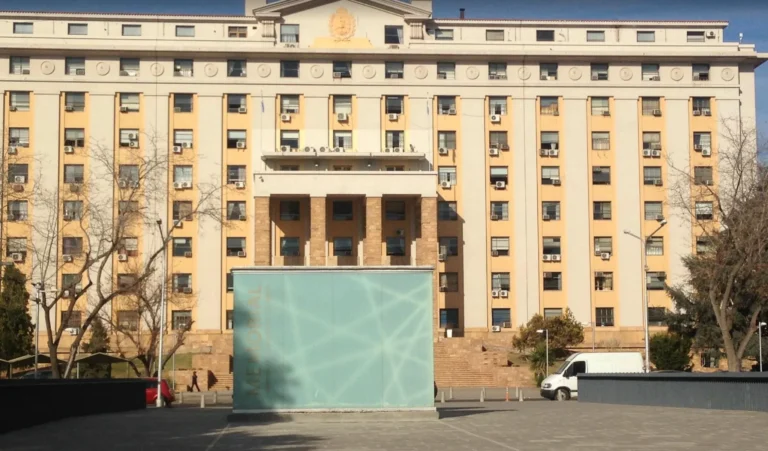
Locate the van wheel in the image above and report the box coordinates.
[555,388,570,401]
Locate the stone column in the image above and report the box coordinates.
[416,197,439,336]
[310,196,327,266]
[254,197,271,266]
[363,197,382,266]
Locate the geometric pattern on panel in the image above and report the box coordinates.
[233,268,435,412]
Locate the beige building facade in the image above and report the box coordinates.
[1,0,765,382]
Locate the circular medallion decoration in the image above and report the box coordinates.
[257,64,271,78]
[620,67,633,81]
[310,65,324,79]
[362,65,376,79]
[568,67,582,81]
[204,64,218,77]
[518,67,531,81]
[150,63,164,77]
[466,66,480,80]
[40,61,55,75]
[414,65,428,80]
[721,68,735,82]
[670,67,684,82]
[96,62,110,76]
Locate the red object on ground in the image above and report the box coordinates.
[143,378,175,406]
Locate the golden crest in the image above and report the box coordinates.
[329,7,356,41]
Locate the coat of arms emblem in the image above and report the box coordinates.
[329,7,356,41]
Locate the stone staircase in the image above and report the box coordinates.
[211,373,234,391]
[434,336,534,388]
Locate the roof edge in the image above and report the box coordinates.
[432,18,729,27]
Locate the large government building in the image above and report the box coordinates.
[2,0,764,384]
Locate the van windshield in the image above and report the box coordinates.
[555,360,570,374]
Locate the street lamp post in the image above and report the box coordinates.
[31,282,46,379]
[537,329,549,376]
[759,322,767,372]
[624,218,667,373]
[155,220,168,408]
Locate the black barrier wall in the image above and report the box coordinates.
[579,373,768,412]
[0,379,146,433]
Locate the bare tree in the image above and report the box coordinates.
[25,132,224,378]
[667,117,768,371]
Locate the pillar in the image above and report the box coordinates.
[310,197,327,266]
[416,197,439,335]
[364,197,382,266]
[254,197,271,266]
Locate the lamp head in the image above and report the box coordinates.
[760,322,767,327]
[536,329,545,333]
[658,218,668,226]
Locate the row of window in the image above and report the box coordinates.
[438,306,669,329]
[61,308,235,331]
[12,22,249,39]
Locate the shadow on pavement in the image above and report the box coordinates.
[437,406,516,419]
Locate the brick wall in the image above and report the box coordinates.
[309,197,326,266]
[253,197,271,265]
[363,197,382,265]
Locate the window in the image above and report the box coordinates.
[64,165,84,184]
[491,202,509,221]
[228,26,247,38]
[591,97,610,116]
[692,97,711,115]
[385,166,404,172]
[65,57,85,76]
[173,165,192,184]
[332,61,352,78]
[281,24,299,43]
[227,201,246,221]
[7,237,27,257]
[439,237,459,257]
[486,29,504,41]
[434,29,453,41]
[13,23,33,34]
[65,92,86,112]
[490,167,508,185]
[172,238,192,257]
[8,92,29,112]
[280,60,299,78]
[694,132,712,152]
[10,56,30,75]
[642,97,661,116]
[595,272,613,291]
[489,63,507,79]
[543,237,561,255]
[594,236,613,254]
[386,131,405,148]
[226,237,246,257]
[592,132,610,150]
[227,130,246,149]
[637,31,655,42]
[491,272,511,291]
[122,24,141,36]
[646,272,666,290]
[643,167,663,186]
[384,25,403,44]
[437,62,455,80]
[438,131,456,150]
[591,63,609,81]
[536,30,555,42]
[540,63,558,80]
[645,202,663,221]
[176,26,195,37]
[439,273,459,292]
[9,128,29,147]
[642,64,660,81]
[544,308,562,318]
[492,309,511,327]
[687,31,706,43]
[64,129,85,148]
[491,237,510,256]
[438,201,458,221]
[174,59,193,77]
[542,201,560,220]
[226,273,234,292]
[440,309,459,329]
[694,166,714,185]
[489,132,508,148]
[228,60,246,77]
[543,272,562,291]
[695,202,714,220]
[119,93,140,111]
[540,97,559,116]
[648,307,666,327]
[281,95,300,114]
[642,132,661,150]
[174,94,193,113]
[117,311,139,331]
[385,201,406,221]
[172,311,192,330]
[62,237,83,255]
[594,201,612,220]
[587,30,605,42]
[227,165,246,184]
[385,62,404,79]
[226,310,234,330]
[333,237,353,257]
[280,201,300,221]
[8,201,28,221]
[386,237,406,256]
[489,97,507,115]
[227,94,247,113]
[8,164,29,182]
[68,23,88,35]
[333,131,352,149]
[693,64,710,81]
[62,311,83,329]
[173,274,192,292]
[118,201,139,215]
[646,237,664,256]
[172,201,193,222]
[596,308,614,327]
[118,237,138,257]
[696,236,713,254]
[333,95,352,114]
[437,96,456,114]
[332,201,353,221]
[592,166,611,185]
[62,274,80,292]
[171,130,193,149]
[385,96,404,115]
[63,201,83,220]
[280,131,299,149]
[541,166,560,185]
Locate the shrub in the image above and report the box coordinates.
[649,333,692,371]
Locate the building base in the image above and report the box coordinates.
[228,408,439,423]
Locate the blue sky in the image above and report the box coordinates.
[6,0,767,133]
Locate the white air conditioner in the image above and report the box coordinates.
[706,31,716,38]
[702,148,712,156]
[703,109,712,116]
[173,182,184,190]
[63,213,73,221]
[66,327,80,336]
[440,181,451,189]
[333,72,343,78]
[118,180,128,189]
[489,148,499,156]
[237,250,247,258]
[129,141,139,148]
[238,106,248,114]
[543,254,552,261]
[500,144,510,151]
[281,114,291,122]
[64,146,74,154]
[491,325,502,332]
[11,253,23,262]
[181,181,192,189]
[438,252,446,262]
[693,144,703,151]
[181,142,193,149]
[552,177,562,186]
[384,147,392,153]
[491,290,500,298]
[334,147,344,152]
[642,149,652,158]
[439,284,447,292]
[651,150,661,157]
[8,146,17,155]
[491,214,500,221]
[652,109,662,117]
[14,176,25,184]
[549,149,559,157]
[120,106,130,113]
[601,252,611,260]
[654,179,663,186]
[303,146,313,153]
[184,251,193,258]
[388,113,399,121]
[174,219,183,228]
[63,254,73,262]
[118,254,128,262]
[650,75,661,81]
[539,148,550,157]
[491,250,499,257]
[183,287,193,294]
[65,106,75,112]
[542,214,551,221]
[495,181,506,189]
[551,254,562,262]
[693,110,702,117]
[173,146,182,154]
[318,147,328,152]
[490,114,501,123]
[438,147,449,156]
[75,68,85,75]
[337,113,349,121]
[235,181,246,189]
[500,290,509,298]
[448,108,457,115]
[236,141,246,149]
[276,145,289,153]
[393,147,403,153]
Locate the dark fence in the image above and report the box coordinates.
[0,379,146,433]
[579,373,768,412]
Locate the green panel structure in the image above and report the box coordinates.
[232,267,435,412]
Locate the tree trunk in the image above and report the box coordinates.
[719,323,742,371]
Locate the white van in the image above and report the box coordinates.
[540,352,643,401]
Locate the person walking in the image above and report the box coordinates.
[191,371,201,392]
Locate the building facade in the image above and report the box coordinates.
[1,0,764,380]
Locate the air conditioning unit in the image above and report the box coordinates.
[235,181,246,189]
[388,113,399,121]
[651,150,661,157]
[440,181,451,189]
[337,113,349,121]
[491,290,500,298]
[656,214,665,221]
[706,31,716,38]
[119,106,130,113]
[384,147,392,153]
[393,147,403,153]
[66,327,80,336]
[183,287,193,294]
[489,148,499,156]
[438,147,449,156]
[318,147,327,152]
[11,253,23,262]
[602,111,611,116]
[438,252,446,262]
[500,144,510,151]
[654,179,663,186]
[118,254,128,262]
[448,108,457,115]
[62,145,75,154]
[181,142,193,149]
[75,68,85,75]
[303,146,312,152]
[63,213,73,221]
[491,250,499,257]
[181,181,192,189]
[539,148,549,157]
[552,177,562,186]
[174,219,183,228]
[704,179,714,186]
[334,147,344,152]
[8,146,17,155]
[693,144,703,151]
[650,75,661,81]
[491,214,500,221]
[14,176,25,184]
[702,148,712,156]
[692,110,702,117]
[63,254,73,262]
[601,252,611,260]
[439,284,447,292]
[642,149,652,158]
[542,254,552,261]
[236,141,246,149]
[652,109,662,117]
[703,109,712,116]
[184,251,193,258]
[490,114,501,123]
[238,106,248,114]
[500,290,509,298]
[129,141,139,148]
[173,146,183,154]
[65,105,75,112]
[118,180,128,189]
[280,114,291,122]
[548,149,559,157]
[495,181,506,190]
[333,72,343,78]
[491,325,502,332]
[542,214,551,221]
[236,250,247,258]
[127,133,138,140]
[551,254,562,262]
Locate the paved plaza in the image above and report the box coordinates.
[3,401,767,450]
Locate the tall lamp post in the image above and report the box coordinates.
[155,220,168,407]
[624,217,667,373]
[759,322,767,372]
[537,329,549,376]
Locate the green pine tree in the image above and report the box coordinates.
[0,266,34,375]
[81,317,111,378]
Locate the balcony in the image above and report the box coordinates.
[254,170,437,197]
[262,147,427,159]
